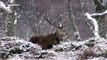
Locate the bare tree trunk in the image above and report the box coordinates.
[5,12,16,36]
[0,0,18,36]
[68,0,81,41]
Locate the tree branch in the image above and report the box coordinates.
[91,10,107,16]
[85,10,107,40]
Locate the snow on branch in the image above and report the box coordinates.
[0,0,19,13]
[85,13,99,40]
[0,1,10,12]
[91,10,107,16]
[85,10,107,40]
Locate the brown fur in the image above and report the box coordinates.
[29,27,67,49]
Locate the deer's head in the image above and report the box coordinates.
[44,15,67,41]
[55,23,67,38]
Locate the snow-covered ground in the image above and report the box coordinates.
[0,37,107,60]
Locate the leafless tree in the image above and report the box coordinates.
[0,0,19,36]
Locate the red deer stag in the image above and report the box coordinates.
[29,17,67,49]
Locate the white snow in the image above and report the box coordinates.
[91,10,107,16]
[0,1,12,13]
[0,37,107,60]
[0,0,19,13]
[9,0,15,4]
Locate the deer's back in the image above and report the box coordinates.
[29,36,45,44]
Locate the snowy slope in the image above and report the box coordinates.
[0,37,107,60]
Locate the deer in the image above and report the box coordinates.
[29,15,67,50]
